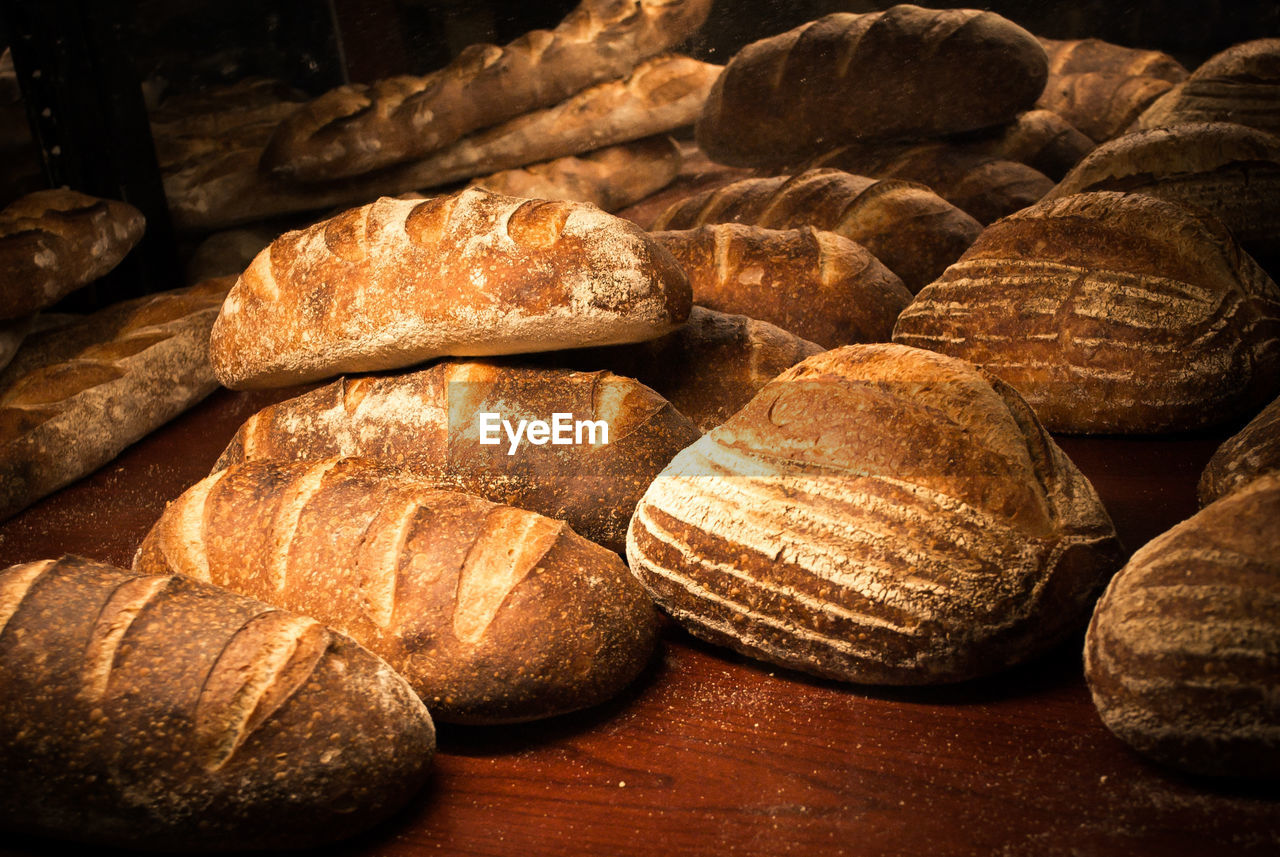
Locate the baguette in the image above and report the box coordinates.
[261,0,713,180]
[1198,393,1280,505]
[209,188,692,390]
[0,190,145,320]
[468,135,682,213]
[535,305,824,432]
[1036,37,1188,142]
[626,343,1123,684]
[892,192,1280,433]
[1130,39,1280,136]
[695,6,1048,168]
[213,360,701,554]
[804,142,1055,225]
[1084,473,1280,778]
[0,279,228,521]
[0,555,435,850]
[135,458,661,724]
[650,225,910,348]
[650,168,982,293]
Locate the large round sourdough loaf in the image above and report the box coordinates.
[0,555,435,850]
[695,6,1047,168]
[212,360,700,554]
[135,458,660,724]
[650,224,911,348]
[1198,394,1280,506]
[1084,473,1280,778]
[209,188,692,389]
[892,191,1280,434]
[1131,39,1280,137]
[626,343,1124,684]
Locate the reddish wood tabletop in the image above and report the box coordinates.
[1,388,1277,857]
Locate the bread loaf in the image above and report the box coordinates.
[468,135,682,213]
[1131,39,1280,136]
[805,142,1055,225]
[1036,37,1188,142]
[649,168,983,294]
[695,6,1048,168]
[135,458,661,724]
[0,555,435,850]
[626,343,1123,684]
[537,305,824,432]
[650,224,910,348]
[0,316,33,374]
[209,188,692,390]
[261,0,712,180]
[950,109,1095,182]
[1044,122,1280,260]
[615,140,755,230]
[1084,473,1280,778]
[0,279,228,521]
[0,189,145,320]
[1198,394,1280,505]
[212,360,700,554]
[892,192,1280,434]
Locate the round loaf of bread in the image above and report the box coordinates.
[1131,39,1280,137]
[209,188,692,389]
[0,555,435,850]
[1198,393,1280,506]
[892,191,1280,434]
[1084,473,1280,778]
[695,6,1047,167]
[135,457,661,724]
[626,343,1124,684]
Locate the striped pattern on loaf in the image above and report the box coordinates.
[1084,473,1280,778]
[1131,39,1280,136]
[626,343,1123,684]
[650,168,982,294]
[209,187,691,389]
[892,191,1280,434]
[135,457,660,724]
[1198,393,1280,506]
[0,555,434,851]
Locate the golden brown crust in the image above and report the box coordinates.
[0,555,435,850]
[650,168,982,294]
[1131,39,1280,135]
[626,342,1123,684]
[892,191,1280,434]
[209,188,692,390]
[135,458,661,724]
[950,109,1096,182]
[1084,473,1280,778]
[261,0,713,180]
[0,190,145,320]
[695,6,1048,168]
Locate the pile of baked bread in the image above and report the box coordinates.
[1,2,1278,850]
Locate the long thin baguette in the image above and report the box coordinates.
[0,190,145,320]
[261,0,712,180]
[0,279,228,521]
[134,458,661,724]
[209,188,691,390]
[0,555,435,850]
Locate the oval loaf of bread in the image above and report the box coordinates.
[695,6,1047,168]
[213,360,700,554]
[209,188,692,389]
[893,191,1280,434]
[951,108,1095,183]
[1198,393,1280,506]
[135,458,660,724]
[0,555,435,850]
[0,189,145,320]
[1084,473,1280,778]
[650,224,911,348]
[650,168,982,294]
[626,343,1124,684]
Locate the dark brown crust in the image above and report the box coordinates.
[949,109,1096,182]
[261,0,713,180]
[1198,393,1280,505]
[0,555,435,850]
[134,458,661,724]
[0,190,145,320]
[1131,39,1280,136]
[695,6,1048,168]
[1084,473,1280,778]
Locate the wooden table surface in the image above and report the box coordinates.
[1,387,1277,857]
